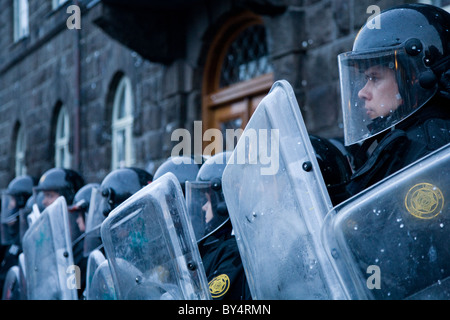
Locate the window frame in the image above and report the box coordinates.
[111,76,135,170]
[15,125,27,176]
[13,0,29,42]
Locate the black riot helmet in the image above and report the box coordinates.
[338,4,450,146]
[185,152,231,242]
[1,175,36,245]
[4,175,35,209]
[83,167,152,256]
[69,183,100,216]
[309,135,353,206]
[68,183,100,242]
[97,167,153,217]
[153,156,203,194]
[34,168,84,206]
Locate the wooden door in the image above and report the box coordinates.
[202,11,273,154]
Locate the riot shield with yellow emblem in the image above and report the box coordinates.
[22,196,78,300]
[322,143,450,299]
[222,80,346,299]
[100,172,210,300]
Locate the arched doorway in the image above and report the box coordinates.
[202,11,273,153]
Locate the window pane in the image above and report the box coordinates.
[59,148,65,168]
[116,129,126,168]
[14,0,29,41]
[55,107,71,168]
[118,90,126,119]
[15,127,27,176]
[112,77,134,169]
[220,24,273,87]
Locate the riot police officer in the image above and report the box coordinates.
[186,152,251,300]
[324,3,450,299]
[84,167,152,256]
[0,175,36,295]
[338,3,450,198]
[68,183,99,299]
[33,168,85,208]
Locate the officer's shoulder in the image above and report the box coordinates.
[422,117,450,150]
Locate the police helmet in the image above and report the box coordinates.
[83,167,152,256]
[34,168,84,205]
[185,152,232,242]
[153,156,202,194]
[1,175,36,245]
[97,167,153,217]
[338,4,450,145]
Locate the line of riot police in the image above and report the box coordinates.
[0,135,353,300]
[1,3,449,300]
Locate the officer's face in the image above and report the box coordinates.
[42,190,60,208]
[7,196,16,210]
[358,65,402,119]
[202,193,213,224]
[76,213,85,232]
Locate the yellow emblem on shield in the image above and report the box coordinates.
[405,183,444,219]
[209,274,230,298]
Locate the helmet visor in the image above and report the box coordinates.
[1,193,20,245]
[185,181,229,242]
[338,46,437,145]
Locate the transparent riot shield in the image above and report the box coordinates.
[101,172,210,300]
[22,196,78,300]
[1,266,21,300]
[222,80,346,299]
[322,143,450,300]
[85,249,117,300]
[20,192,45,244]
[83,187,105,256]
[18,253,27,300]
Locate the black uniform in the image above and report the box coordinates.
[0,244,21,295]
[199,222,251,300]
[346,96,450,198]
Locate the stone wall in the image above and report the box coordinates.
[0,0,417,188]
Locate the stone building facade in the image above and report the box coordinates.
[0,0,445,188]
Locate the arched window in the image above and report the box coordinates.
[111,76,134,169]
[202,11,273,154]
[55,106,71,168]
[15,125,27,176]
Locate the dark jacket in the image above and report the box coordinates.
[198,222,251,300]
